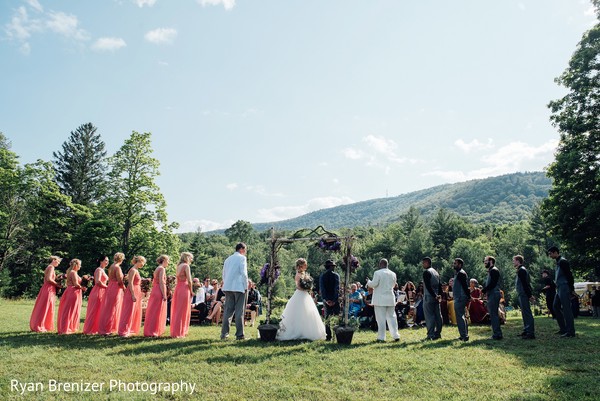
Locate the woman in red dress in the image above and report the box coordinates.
[30,256,62,332]
[468,279,489,324]
[83,255,109,334]
[57,259,86,334]
[170,252,194,338]
[143,255,169,337]
[118,255,146,337]
[98,252,126,335]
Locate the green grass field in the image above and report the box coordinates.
[1,298,598,401]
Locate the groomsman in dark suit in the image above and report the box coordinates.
[547,246,576,337]
[513,255,535,339]
[422,257,442,340]
[319,260,340,341]
[482,256,503,340]
[452,258,470,341]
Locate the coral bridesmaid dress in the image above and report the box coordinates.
[98,265,124,335]
[118,269,142,337]
[30,266,57,332]
[57,276,83,334]
[170,266,192,338]
[83,268,109,334]
[144,267,167,337]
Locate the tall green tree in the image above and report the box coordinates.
[53,123,107,205]
[544,1,600,278]
[224,220,256,244]
[102,131,177,265]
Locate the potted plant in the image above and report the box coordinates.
[328,315,359,345]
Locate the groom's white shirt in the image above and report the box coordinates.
[222,251,248,293]
[367,268,397,306]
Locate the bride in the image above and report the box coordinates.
[276,258,326,341]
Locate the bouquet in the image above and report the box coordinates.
[55,273,67,297]
[298,273,314,291]
[80,274,93,293]
[166,275,176,298]
[141,278,152,294]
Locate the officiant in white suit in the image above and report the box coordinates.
[366,258,400,342]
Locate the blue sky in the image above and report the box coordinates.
[1,0,596,233]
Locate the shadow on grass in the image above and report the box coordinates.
[466,316,599,399]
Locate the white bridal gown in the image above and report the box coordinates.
[276,288,327,341]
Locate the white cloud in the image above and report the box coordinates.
[144,28,177,44]
[25,0,43,13]
[5,7,39,41]
[197,0,236,11]
[342,147,364,160]
[343,134,424,173]
[226,183,238,190]
[425,139,559,182]
[245,185,284,197]
[176,219,234,233]
[454,138,494,153]
[46,11,89,41]
[92,37,127,52]
[257,196,355,222]
[134,0,157,7]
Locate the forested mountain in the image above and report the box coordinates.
[247,172,551,233]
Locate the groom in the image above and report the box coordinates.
[366,258,400,342]
[319,259,340,341]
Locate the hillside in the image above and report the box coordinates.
[247,171,551,232]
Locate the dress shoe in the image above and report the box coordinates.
[517,332,527,337]
[220,334,229,340]
[236,335,248,340]
[432,335,442,340]
[521,334,535,340]
[489,335,503,340]
[393,338,400,342]
[457,336,469,341]
[375,339,385,343]
[561,332,575,338]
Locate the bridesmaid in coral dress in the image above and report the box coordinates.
[118,255,146,337]
[170,252,194,338]
[57,259,86,334]
[98,252,126,335]
[82,255,109,334]
[30,256,62,332]
[143,255,169,337]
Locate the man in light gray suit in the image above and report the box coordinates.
[422,257,443,340]
[221,242,249,340]
[366,258,400,342]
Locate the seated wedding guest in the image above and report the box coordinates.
[30,255,62,332]
[144,254,169,337]
[447,277,457,325]
[414,282,425,326]
[356,282,366,296]
[57,259,86,334]
[83,255,110,334]
[348,283,363,318]
[191,278,208,321]
[404,281,416,305]
[359,286,376,330]
[440,282,450,325]
[468,279,488,324]
[98,252,126,335]
[118,255,146,337]
[246,280,261,326]
[170,252,194,338]
[395,285,409,329]
[206,279,224,322]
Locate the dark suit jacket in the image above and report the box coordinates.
[319,269,340,302]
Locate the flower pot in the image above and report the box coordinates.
[257,323,279,342]
[334,326,355,345]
